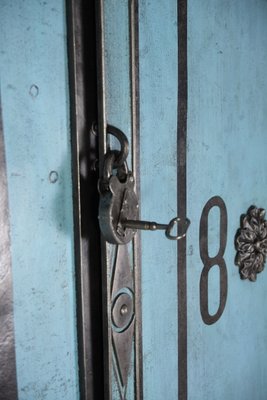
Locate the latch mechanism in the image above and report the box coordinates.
[98,125,190,245]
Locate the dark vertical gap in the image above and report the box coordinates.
[95,1,112,398]
[0,98,18,400]
[177,0,188,399]
[66,1,104,399]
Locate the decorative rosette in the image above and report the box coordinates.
[235,206,267,281]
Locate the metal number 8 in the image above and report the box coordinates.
[199,196,228,325]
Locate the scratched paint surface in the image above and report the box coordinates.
[187,1,267,399]
[139,1,178,398]
[0,1,79,399]
[103,1,135,398]
[101,1,178,398]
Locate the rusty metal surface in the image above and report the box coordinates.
[0,98,18,400]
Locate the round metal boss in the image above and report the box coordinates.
[111,292,134,332]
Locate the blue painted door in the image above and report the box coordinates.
[98,1,267,399]
[187,1,267,399]
[0,1,79,399]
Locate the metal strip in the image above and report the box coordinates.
[96,0,107,165]
[0,97,18,399]
[96,1,143,398]
[129,0,143,399]
[66,1,104,398]
[177,0,188,399]
[96,1,112,399]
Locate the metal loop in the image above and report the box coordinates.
[165,217,191,240]
[116,159,129,183]
[102,151,116,181]
[107,125,129,168]
[102,151,128,182]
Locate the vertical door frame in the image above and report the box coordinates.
[66,1,104,398]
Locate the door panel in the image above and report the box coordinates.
[0,1,79,398]
[139,1,179,398]
[98,1,180,398]
[97,1,267,399]
[187,1,267,399]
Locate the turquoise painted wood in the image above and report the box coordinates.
[139,1,178,399]
[0,1,79,399]
[187,1,267,399]
[102,0,267,399]
[101,1,179,398]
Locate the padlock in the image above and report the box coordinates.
[98,127,190,244]
[98,152,139,245]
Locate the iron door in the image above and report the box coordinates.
[97,1,267,400]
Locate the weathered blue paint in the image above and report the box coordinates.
[139,1,178,398]
[100,1,179,398]
[104,1,132,159]
[0,1,79,399]
[102,1,179,398]
[104,0,267,399]
[187,0,267,399]
[102,1,135,398]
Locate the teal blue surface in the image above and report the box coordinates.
[0,1,79,399]
[97,0,267,398]
[139,1,178,398]
[102,1,179,398]
[104,0,131,146]
[103,1,135,398]
[187,0,267,399]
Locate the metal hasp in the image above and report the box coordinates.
[235,206,267,281]
[98,126,190,245]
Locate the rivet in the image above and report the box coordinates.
[49,171,58,183]
[29,84,39,98]
[120,304,128,316]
